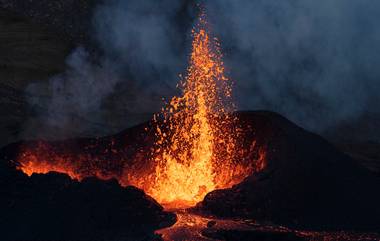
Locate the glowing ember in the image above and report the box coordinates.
[15,10,265,207]
[147,11,257,206]
[18,144,81,179]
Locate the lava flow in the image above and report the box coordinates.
[15,10,265,207]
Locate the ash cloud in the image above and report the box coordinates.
[26,0,195,138]
[27,47,118,128]
[92,0,192,90]
[25,0,380,138]
[205,0,380,131]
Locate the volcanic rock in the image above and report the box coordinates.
[0,159,176,241]
[193,111,380,231]
[1,110,380,237]
[202,229,305,241]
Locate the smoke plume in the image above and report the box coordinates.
[26,0,380,138]
[206,0,380,131]
[25,0,194,138]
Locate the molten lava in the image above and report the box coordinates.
[148,12,249,206]
[15,10,265,207]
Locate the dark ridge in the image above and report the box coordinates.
[192,111,380,231]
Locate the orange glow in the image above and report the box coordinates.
[16,10,265,208]
[19,153,80,180]
[146,11,262,207]
[18,143,80,179]
[16,141,126,182]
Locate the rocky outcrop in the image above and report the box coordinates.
[0,159,175,241]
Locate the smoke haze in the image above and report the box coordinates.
[26,0,380,137]
[206,0,380,131]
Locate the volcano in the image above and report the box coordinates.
[3,10,266,211]
[1,111,380,240]
[1,7,380,241]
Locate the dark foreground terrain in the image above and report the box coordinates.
[1,111,380,240]
[0,161,175,241]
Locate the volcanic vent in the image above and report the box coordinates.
[12,11,265,208]
[146,11,264,207]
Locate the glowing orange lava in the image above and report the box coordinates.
[15,10,265,208]
[146,11,256,207]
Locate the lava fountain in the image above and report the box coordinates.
[14,10,265,207]
[147,11,248,207]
